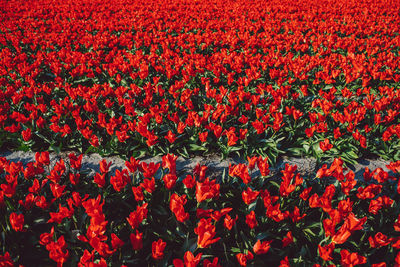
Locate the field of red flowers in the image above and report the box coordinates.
[1,0,400,265]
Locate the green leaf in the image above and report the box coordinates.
[33,217,47,225]
[230,247,241,253]
[307,222,321,229]
[287,147,304,156]
[302,228,316,242]
[269,180,280,189]
[249,201,257,211]
[189,143,207,152]
[303,143,311,153]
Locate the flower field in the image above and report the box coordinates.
[1,0,400,265]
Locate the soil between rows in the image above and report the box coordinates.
[1,150,393,181]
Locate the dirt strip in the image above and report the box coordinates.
[1,150,395,181]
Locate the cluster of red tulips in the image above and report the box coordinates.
[0,0,399,163]
[1,0,400,265]
[1,152,400,266]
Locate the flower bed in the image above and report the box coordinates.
[0,0,399,164]
[2,0,400,265]
[1,152,400,266]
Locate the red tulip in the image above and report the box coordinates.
[194,218,220,248]
[318,243,335,261]
[10,212,24,232]
[152,239,166,260]
[253,240,272,255]
[130,231,143,250]
[319,139,333,152]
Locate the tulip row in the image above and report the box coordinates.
[1,152,400,266]
[1,0,400,164]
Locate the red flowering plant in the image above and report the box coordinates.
[0,153,400,266]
